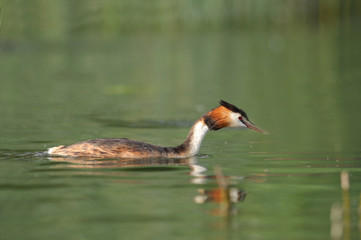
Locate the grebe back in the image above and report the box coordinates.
[47,100,267,159]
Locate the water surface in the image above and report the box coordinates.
[1,1,361,240]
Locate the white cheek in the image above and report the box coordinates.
[228,112,247,128]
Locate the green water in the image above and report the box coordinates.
[1,1,361,239]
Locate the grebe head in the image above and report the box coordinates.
[203,100,268,134]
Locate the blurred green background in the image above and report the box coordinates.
[1,1,361,240]
[1,0,360,153]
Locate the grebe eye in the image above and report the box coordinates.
[238,116,243,121]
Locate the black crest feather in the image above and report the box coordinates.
[219,100,250,121]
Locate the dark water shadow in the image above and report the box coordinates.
[0,150,47,160]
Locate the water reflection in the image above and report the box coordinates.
[194,167,246,218]
[47,156,246,226]
[47,156,207,177]
[48,157,246,209]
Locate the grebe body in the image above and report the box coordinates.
[47,100,267,159]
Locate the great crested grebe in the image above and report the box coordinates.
[47,100,267,159]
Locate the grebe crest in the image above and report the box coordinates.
[48,100,267,159]
[204,100,268,133]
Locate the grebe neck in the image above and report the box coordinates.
[167,118,209,158]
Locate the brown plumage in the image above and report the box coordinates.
[48,138,189,158]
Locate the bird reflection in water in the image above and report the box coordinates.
[48,156,245,218]
[194,167,246,217]
[47,155,207,177]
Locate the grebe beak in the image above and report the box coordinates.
[243,119,268,134]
